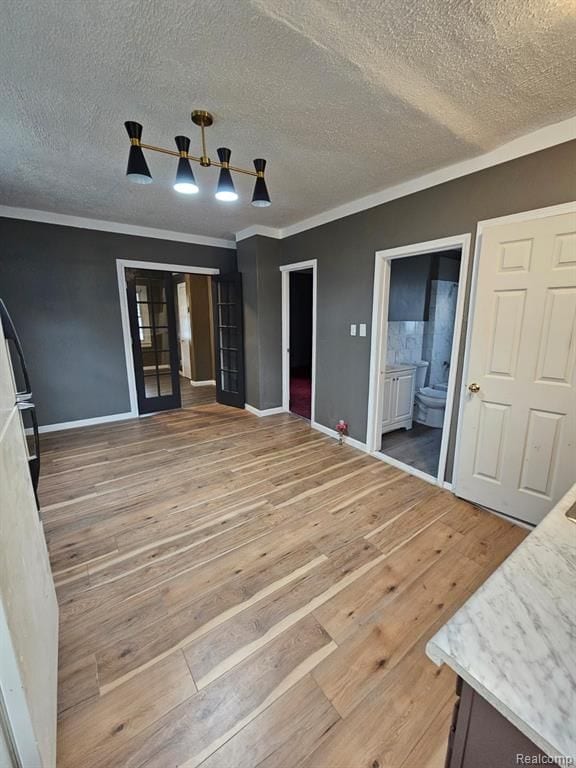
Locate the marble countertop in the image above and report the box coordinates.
[427,484,576,761]
[385,363,417,372]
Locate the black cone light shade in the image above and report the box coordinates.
[173,136,198,194]
[122,111,271,205]
[215,148,238,202]
[124,121,152,184]
[251,158,271,207]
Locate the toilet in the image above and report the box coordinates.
[412,361,447,428]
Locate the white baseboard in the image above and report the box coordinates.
[244,404,286,417]
[443,481,454,491]
[29,411,135,434]
[310,420,369,452]
[190,379,216,387]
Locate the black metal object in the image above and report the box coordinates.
[123,110,271,205]
[17,401,41,510]
[212,273,245,409]
[0,299,32,399]
[215,147,237,199]
[0,299,40,509]
[174,135,197,191]
[124,121,152,183]
[251,158,271,207]
[125,269,181,415]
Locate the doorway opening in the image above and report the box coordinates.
[289,270,313,418]
[117,260,246,417]
[366,236,470,486]
[281,260,317,422]
[174,274,216,408]
[126,267,181,414]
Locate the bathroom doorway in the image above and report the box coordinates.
[366,236,470,486]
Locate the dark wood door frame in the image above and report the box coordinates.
[118,260,221,417]
[212,273,246,408]
[125,268,181,414]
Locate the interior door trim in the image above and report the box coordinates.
[452,201,576,500]
[279,259,318,423]
[125,269,182,414]
[116,259,220,418]
[366,234,472,488]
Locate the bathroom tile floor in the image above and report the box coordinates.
[380,423,442,477]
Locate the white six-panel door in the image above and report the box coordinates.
[455,208,576,525]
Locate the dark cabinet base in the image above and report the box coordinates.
[446,679,547,768]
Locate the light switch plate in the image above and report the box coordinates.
[359,323,367,337]
[350,324,357,336]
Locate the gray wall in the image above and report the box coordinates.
[237,235,282,410]
[388,249,461,322]
[0,218,235,425]
[438,252,461,282]
[243,139,576,479]
[388,253,432,322]
[237,237,260,408]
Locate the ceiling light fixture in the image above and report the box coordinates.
[124,121,153,184]
[123,110,271,206]
[173,135,199,194]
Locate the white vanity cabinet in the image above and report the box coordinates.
[381,365,416,434]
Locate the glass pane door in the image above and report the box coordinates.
[126,269,181,414]
[212,273,245,408]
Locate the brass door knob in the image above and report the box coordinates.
[468,382,480,393]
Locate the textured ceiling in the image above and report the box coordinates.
[1,0,575,240]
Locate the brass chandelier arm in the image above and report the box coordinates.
[226,164,259,177]
[140,143,198,161]
[139,141,259,177]
[200,123,208,164]
[125,111,271,205]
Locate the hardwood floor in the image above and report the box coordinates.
[38,403,527,768]
[144,376,215,407]
[180,377,216,408]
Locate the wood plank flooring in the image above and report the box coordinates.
[38,403,528,768]
[180,378,216,408]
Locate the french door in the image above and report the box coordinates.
[455,206,576,524]
[126,268,181,414]
[212,273,245,408]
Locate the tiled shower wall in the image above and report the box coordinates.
[386,281,458,379]
[422,280,458,386]
[386,321,425,365]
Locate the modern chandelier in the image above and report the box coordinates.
[124,109,271,206]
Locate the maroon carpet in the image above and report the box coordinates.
[290,375,312,420]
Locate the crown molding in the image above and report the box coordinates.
[1,118,573,249]
[277,115,576,240]
[0,206,236,250]
[235,225,283,242]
